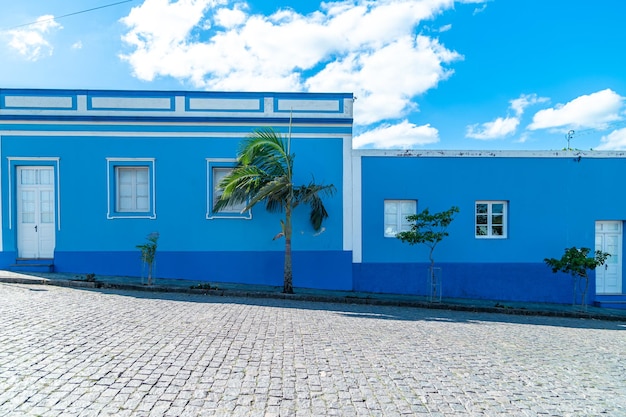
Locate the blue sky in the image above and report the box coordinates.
[1,0,625,151]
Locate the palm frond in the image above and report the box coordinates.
[215,128,335,231]
[238,129,291,177]
[214,165,265,212]
[247,176,291,213]
[294,182,336,231]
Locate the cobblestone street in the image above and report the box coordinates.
[1,282,625,416]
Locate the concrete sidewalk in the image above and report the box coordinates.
[1,269,625,321]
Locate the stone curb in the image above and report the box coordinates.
[1,276,624,322]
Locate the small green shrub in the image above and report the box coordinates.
[190,283,214,290]
[544,246,610,308]
[137,232,159,286]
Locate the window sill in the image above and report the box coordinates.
[108,212,157,220]
[206,212,252,220]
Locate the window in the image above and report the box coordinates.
[384,200,416,237]
[107,158,155,219]
[206,159,251,219]
[116,167,149,212]
[212,167,248,213]
[475,201,507,238]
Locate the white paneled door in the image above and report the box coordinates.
[595,221,622,294]
[17,167,55,259]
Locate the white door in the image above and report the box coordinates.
[17,167,55,259]
[595,221,622,294]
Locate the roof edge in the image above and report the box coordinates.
[352,149,626,158]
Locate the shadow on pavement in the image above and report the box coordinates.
[2,270,625,330]
[45,284,626,331]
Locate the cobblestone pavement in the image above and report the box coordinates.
[1,283,625,417]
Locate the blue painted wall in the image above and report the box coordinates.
[5,89,626,305]
[0,89,352,290]
[356,155,626,303]
[0,134,349,289]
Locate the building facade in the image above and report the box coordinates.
[0,89,354,290]
[2,88,625,308]
[352,150,626,307]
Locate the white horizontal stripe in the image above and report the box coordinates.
[0,130,348,139]
[0,120,350,127]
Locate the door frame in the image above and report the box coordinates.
[8,158,61,255]
[595,220,623,294]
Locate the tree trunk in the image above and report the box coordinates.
[283,205,293,294]
[147,262,153,286]
[429,247,437,299]
[579,273,589,309]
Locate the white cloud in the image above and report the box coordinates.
[466,116,519,140]
[72,41,83,50]
[510,93,549,117]
[438,23,452,32]
[6,15,62,61]
[306,35,460,125]
[456,0,489,14]
[353,120,439,149]
[119,0,474,126]
[528,89,624,131]
[214,5,247,28]
[515,132,531,144]
[596,128,626,150]
[120,0,220,82]
[472,4,487,15]
[466,93,547,140]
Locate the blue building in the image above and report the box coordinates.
[1,88,625,308]
[0,89,354,291]
[352,149,626,307]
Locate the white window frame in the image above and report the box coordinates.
[384,199,416,238]
[206,159,251,220]
[475,201,507,239]
[107,158,156,219]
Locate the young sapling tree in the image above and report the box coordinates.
[137,232,159,286]
[544,246,610,308]
[397,206,459,300]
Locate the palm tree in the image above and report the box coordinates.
[214,127,335,294]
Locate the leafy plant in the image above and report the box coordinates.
[544,246,610,308]
[397,206,459,300]
[137,232,159,286]
[214,127,335,294]
[190,283,215,290]
[397,206,459,268]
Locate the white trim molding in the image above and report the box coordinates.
[351,154,362,263]
[7,157,61,231]
[343,135,353,252]
[106,157,156,219]
[353,149,626,159]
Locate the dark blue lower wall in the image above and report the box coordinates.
[1,249,600,305]
[0,252,16,267]
[51,250,353,291]
[354,262,596,305]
